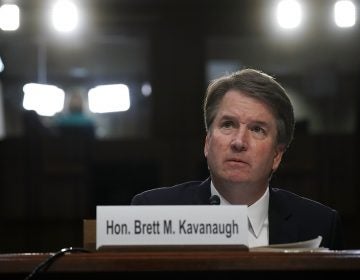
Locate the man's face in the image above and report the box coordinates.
[204,90,284,189]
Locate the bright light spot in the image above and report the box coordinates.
[52,0,78,32]
[23,83,65,116]
[141,82,152,97]
[334,1,356,28]
[0,4,20,31]
[0,56,4,72]
[277,0,302,29]
[88,84,130,113]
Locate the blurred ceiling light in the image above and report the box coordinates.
[0,56,4,72]
[0,4,20,31]
[88,84,130,113]
[276,0,302,29]
[52,0,79,32]
[22,83,65,116]
[334,0,356,28]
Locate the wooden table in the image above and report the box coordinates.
[1,247,360,279]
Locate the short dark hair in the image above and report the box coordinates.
[203,68,295,149]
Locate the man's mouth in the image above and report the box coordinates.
[226,158,249,165]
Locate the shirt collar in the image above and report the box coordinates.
[210,182,231,205]
[210,181,269,238]
[248,187,269,238]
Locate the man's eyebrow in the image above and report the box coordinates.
[251,120,271,127]
[218,114,236,120]
[219,114,271,126]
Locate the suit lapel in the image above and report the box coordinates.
[268,188,299,245]
[195,178,212,204]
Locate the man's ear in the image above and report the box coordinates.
[272,144,285,172]
[204,133,210,158]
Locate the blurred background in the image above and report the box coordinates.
[0,0,359,252]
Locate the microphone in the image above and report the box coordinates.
[209,195,220,205]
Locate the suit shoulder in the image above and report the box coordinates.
[270,187,337,213]
[140,181,203,196]
[131,180,208,205]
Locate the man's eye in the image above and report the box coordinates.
[221,121,233,128]
[252,126,265,134]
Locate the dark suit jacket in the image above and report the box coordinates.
[131,178,343,250]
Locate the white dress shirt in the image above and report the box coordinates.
[210,182,269,248]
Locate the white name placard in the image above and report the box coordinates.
[96,205,248,249]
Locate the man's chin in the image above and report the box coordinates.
[223,175,251,185]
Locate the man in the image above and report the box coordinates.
[131,68,343,250]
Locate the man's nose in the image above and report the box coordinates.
[230,127,248,151]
